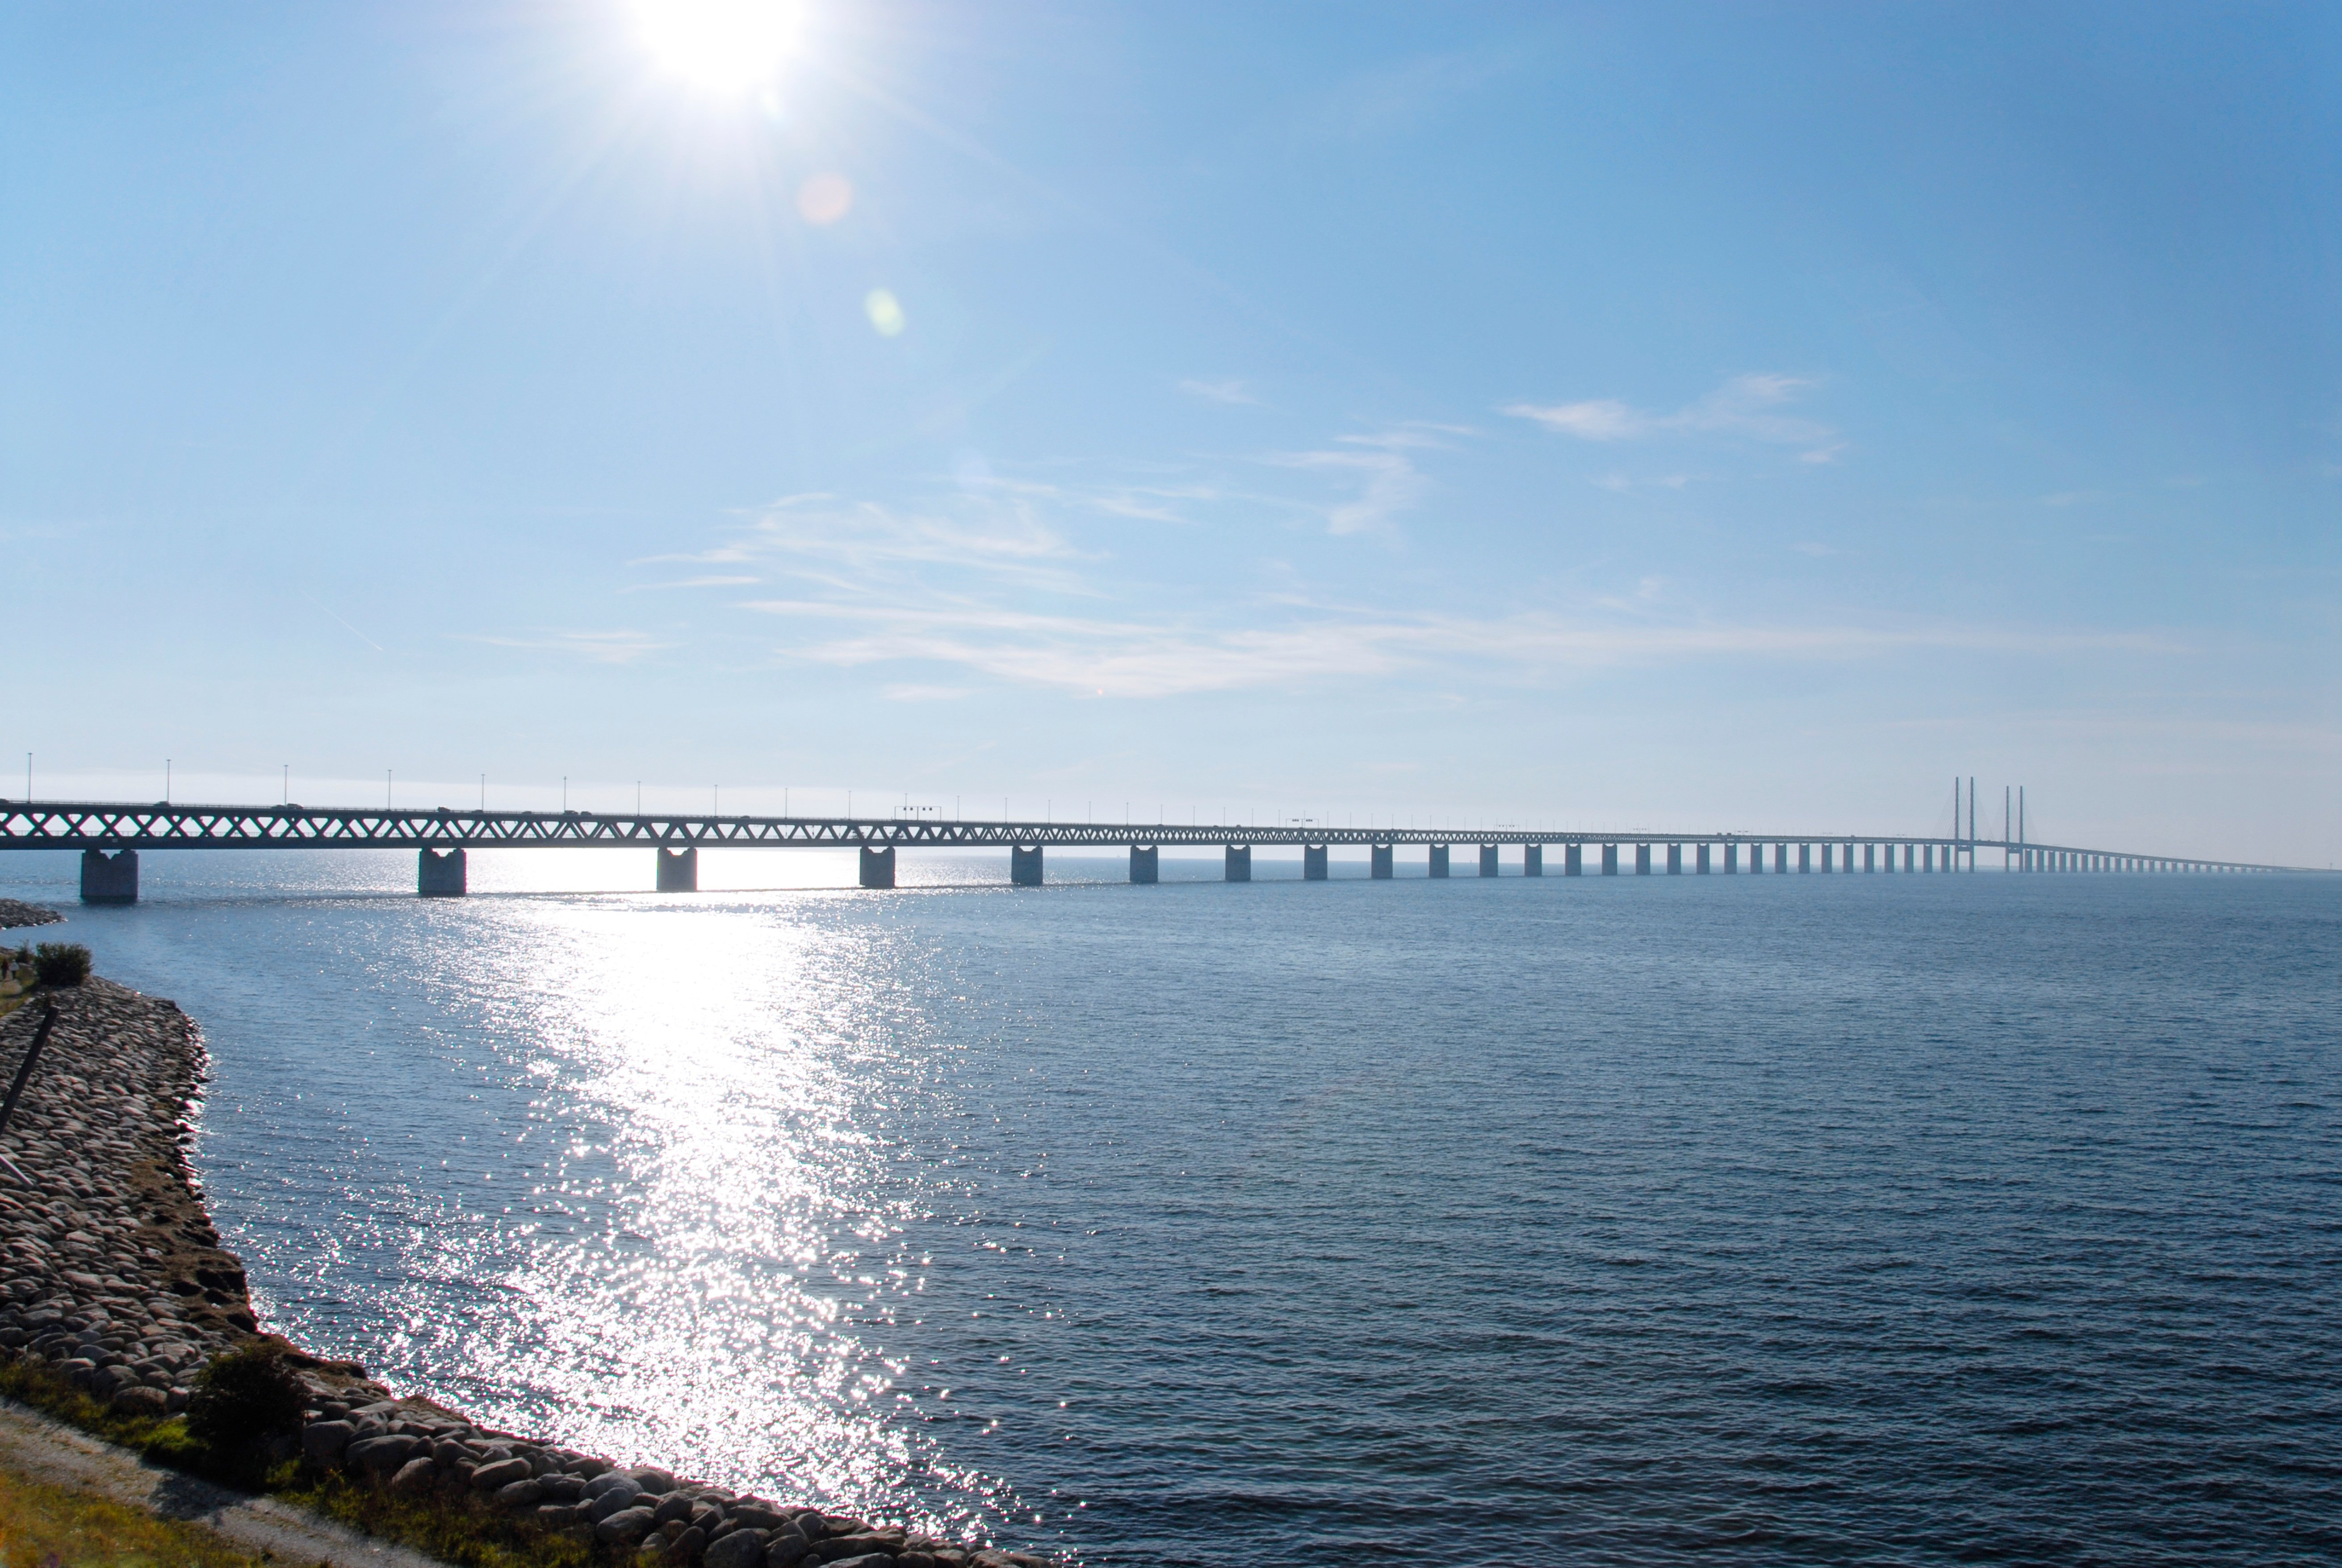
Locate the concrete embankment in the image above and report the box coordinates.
[0,978,1051,1568]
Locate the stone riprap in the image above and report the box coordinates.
[297,1399,1045,1568]
[0,898,64,930]
[0,979,1053,1568]
[0,978,267,1398]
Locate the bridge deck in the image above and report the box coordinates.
[0,801,2301,873]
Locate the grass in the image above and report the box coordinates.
[0,1359,609,1568]
[0,1463,265,1568]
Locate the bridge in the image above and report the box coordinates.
[0,799,2305,903]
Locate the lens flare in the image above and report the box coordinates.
[634,0,799,92]
[864,289,906,337]
[798,173,854,225]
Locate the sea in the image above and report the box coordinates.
[2,847,2335,1566]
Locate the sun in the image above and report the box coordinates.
[632,0,800,92]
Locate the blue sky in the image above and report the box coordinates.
[5,2,2337,861]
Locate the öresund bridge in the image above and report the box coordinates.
[0,793,2306,904]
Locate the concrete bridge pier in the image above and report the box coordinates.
[1429,845,1450,878]
[80,848,139,904]
[1370,844,1394,879]
[1798,843,1811,872]
[1602,843,1619,875]
[1523,844,1542,876]
[1304,845,1330,880]
[1667,843,1682,874]
[418,847,466,898]
[1130,845,1159,884]
[859,846,896,889]
[1565,844,1582,876]
[1479,844,1500,877]
[1774,843,1789,873]
[1011,845,1045,886]
[1635,843,1652,875]
[1696,843,1710,874]
[1818,844,1832,872]
[656,847,698,892]
[1722,842,1737,873]
[1225,845,1252,881]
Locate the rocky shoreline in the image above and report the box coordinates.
[0,979,1051,1568]
[0,898,64,930]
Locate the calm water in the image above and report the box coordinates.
[4,849,2337,1565]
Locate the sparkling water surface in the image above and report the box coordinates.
[4,849,2336,1565]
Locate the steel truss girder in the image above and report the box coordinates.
[0,802,2297,873]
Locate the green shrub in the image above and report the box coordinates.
[184,1340,306,1451]
[33,942,91,987]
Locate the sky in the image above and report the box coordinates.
[4,1,2338,863]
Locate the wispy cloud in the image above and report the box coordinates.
[459,630,670,664]
[647,492,1092,594]
[1267,428,1454,536]
[621,574,761,592]
[738,594,2183,700]
[1179,377,1257,405]
[671,449,2172,704]
[1522,400,1647,441]
[1506,373,1842,462]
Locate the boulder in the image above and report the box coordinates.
[347,1434,426,1474]
[596,1505,659,1547]
[765,1534,816,1568]
[705,1529,771,1568]
[586,1471,644,1501]
[303,1420,356,1465]
[633,1466,682,1495]
[495,1478,547,1509]
[471,1456,533,1492]
[588,1481,645,1521]
[826,1556,898,1568]
[654,1493,699,1526]
[109,1385,169,1418]
[391,1457,438,1495]
[730,1505,793,1532]
[668,1526,709,1564]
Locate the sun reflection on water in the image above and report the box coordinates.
[360,890,1027,1542]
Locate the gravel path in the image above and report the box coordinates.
[0,1393,447,1568]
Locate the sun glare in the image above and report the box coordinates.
[633,0,800,92]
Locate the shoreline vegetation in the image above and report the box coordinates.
[0,973,1052,1568]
